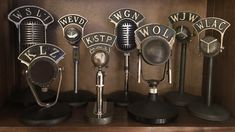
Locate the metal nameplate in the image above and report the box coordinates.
[193,17,230,34]
[193,17,231,51]
[82,32,116,54]
[135,23,176,49]
[109,8,144,26]
[168,11,201,24]
[18,43,65,66]
[8,5,54,28]
[58,14,88,36]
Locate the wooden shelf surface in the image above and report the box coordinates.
[0,104,234,132]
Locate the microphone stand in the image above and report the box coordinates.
[188,57,230,121]
[108,52,144,107]
[21,66,71,125]
[165,41,197,106]
[86,67,113,125]
[59,27,95,107]
[124,53,130,96]
[73,46,79,94]
[128,62,178,124]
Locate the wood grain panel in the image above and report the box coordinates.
[207,0,235,117]
[0,0,14,107]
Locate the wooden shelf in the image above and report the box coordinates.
[0,104,234,132]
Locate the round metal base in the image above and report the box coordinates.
[86,102,113,125]
[188,100,230,121]
[164,91,197,107]
[9,87,56,107]
[59,90,95,107]
[20,103,71,126]
[107,91,145,107]
[127,95,178,124]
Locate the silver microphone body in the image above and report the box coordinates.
[20,19,45,52]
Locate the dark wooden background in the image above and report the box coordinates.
[207,0,235,117]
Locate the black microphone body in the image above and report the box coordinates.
[117,19,137,97]
[116,19,137,52]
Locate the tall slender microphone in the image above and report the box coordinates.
[64,27,82,94]
[109,8,145,106]
[83,32,116,125]
[116,19,137,95]
[188,17,231,122]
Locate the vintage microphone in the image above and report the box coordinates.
[108,8,145,106]
[188,17,231,121]
[127,24,178,124]
[58,14,95,107]
[20,19,45,50]
[8,5,55,106]
[165,11,201,107]
[18,44,71,126]
[83,32,116,125]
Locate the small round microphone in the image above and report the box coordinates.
[116,19,137,52]
[200,36,220,57]
[142,37,171,65]
[64,27,82,46]
[20,19,45,51]
[91,51,109,68]
[175,25,191,43]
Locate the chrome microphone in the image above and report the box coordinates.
[108,8,145,106]
[64,26,82,46]
[116,19,137,52]
[58,14,95,107]
[20,19,45,50]
[8,5,54,53]
[83,32,116,125]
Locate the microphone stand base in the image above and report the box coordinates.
[107,91,145,107]
[188,100,230,121]
[86,102,113,125]
[164,91,198,107]
[20,103,72,126]
[59,90,95,107]
[127,94,178,124]
[9,87,56,107]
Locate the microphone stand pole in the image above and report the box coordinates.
[124,53,130,96]
[165,41,197,106]
[188,57,230,121]
[73,46,79,94]
[86,67,113,125]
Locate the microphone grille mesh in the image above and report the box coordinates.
[116,19,137,52]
